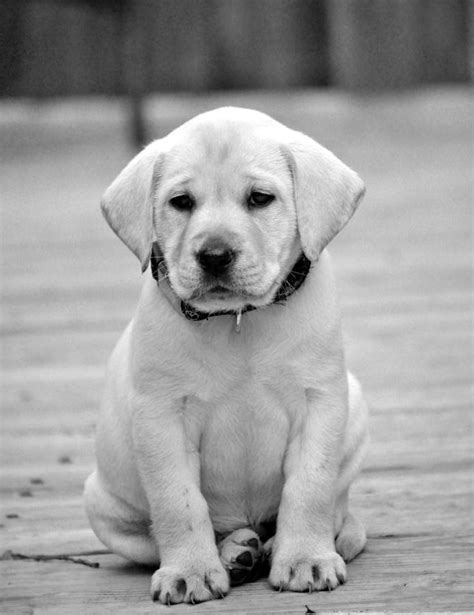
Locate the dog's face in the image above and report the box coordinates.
[101,108,365,313]
[153,121,299,312]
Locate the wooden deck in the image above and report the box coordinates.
[1,88,472,613]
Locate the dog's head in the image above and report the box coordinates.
[101,107,364,313]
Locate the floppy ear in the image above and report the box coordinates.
[283,132,365,261]
[100,140,163,272]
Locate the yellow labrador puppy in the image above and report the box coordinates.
[84,107,368,605]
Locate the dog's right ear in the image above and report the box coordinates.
[101,140,163,272]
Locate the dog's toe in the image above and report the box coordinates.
[269,551,346,593]
[150,564,229,604]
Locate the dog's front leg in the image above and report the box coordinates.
[133,396,229,605]
[269,380,348,593]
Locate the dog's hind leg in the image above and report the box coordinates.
[84,470,159,566]
[333,372,368,562]
[335,506,366,562]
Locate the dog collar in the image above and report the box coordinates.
[150,242,311,332]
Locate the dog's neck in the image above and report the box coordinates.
[150,242,311,332]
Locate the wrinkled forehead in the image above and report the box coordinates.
[159,121,291,192]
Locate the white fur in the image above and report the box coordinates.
[85,107,368,605]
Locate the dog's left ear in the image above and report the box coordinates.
[101,140,163,272]
[283,132,365,261]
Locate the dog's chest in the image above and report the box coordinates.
[188,376,304,534]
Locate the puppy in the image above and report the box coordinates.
[84,107,368,605]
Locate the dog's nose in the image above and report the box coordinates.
[196,240,235,276]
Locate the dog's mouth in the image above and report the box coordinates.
[184,279,279,313]
[171,261,286,313]
[208,285,232,295]
[192,284,243,303]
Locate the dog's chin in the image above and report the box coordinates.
[184,283,278,314]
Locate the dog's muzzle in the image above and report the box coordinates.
[150,243,312,331]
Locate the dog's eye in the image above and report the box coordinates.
[169,194,194,211]
[248,191,274,208]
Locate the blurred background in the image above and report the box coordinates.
[1,0,472,145]
[2,1,472,93]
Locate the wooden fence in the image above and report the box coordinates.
[1,0,472,97]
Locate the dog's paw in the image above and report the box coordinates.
[269,551,346,592]
[150,563,229,605]
[218,528,264,586]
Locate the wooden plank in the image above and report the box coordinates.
[1,532,473,614]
